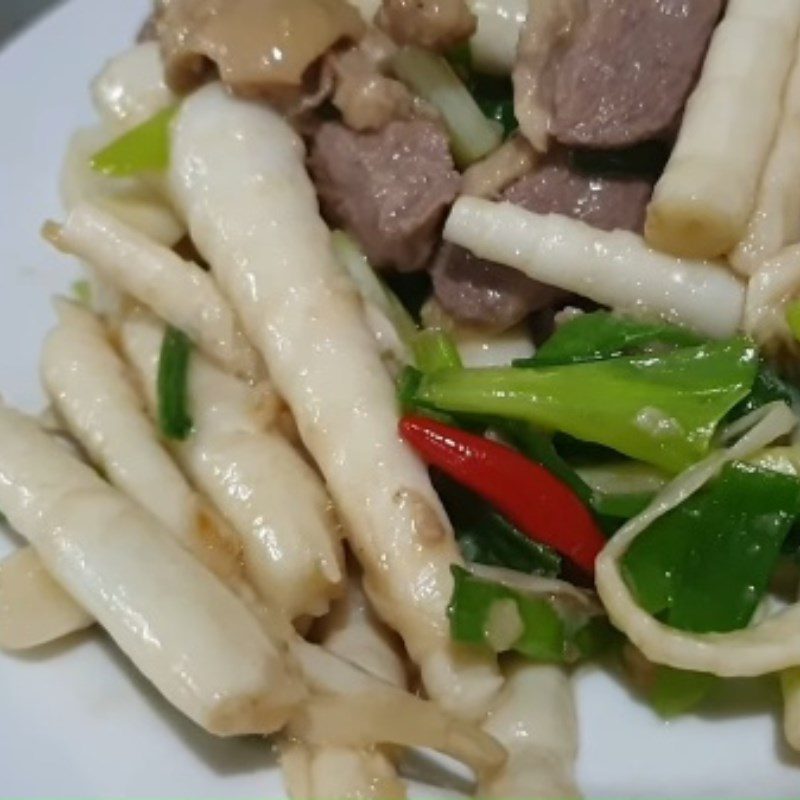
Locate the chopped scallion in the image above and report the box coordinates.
[91,105,178,178]
[157,326,193,441]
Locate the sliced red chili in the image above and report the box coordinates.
[400,415,606,575]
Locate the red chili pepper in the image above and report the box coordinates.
[399,415,606,575]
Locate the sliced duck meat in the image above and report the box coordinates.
[433,153,653,328]
[376,0,476,52]
[309,120,461,271]
[432,244,566,329]
[550,0,724,148]
[504,152,653,233]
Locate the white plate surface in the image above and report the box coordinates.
[0,2,799,797]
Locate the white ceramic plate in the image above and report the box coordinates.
[1,2,800,797]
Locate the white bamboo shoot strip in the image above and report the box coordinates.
[41,301,202,542]
[445,198,745,338]
[645,0,800,259]
[3,302,242,651]
[731,36,800,274]
[281,744,405,800]
[169,84,502,718]
[480,662,580,799]
[0,548,93,651]
[461,135,537,198]
[60,127,184,249]
[281,580,408,800]
[91,43,177,131]
[469,0,528,75]
[595,404,800,677]
[743,243,800,347]
[0,403,303,735]
[48,202,262,381]
[290,639,505,778]
[317,579,407,688]
[120,311,345,621]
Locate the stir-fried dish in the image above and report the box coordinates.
[5,0,800,796]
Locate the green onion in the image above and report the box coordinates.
[787,300,800,342]
[71,280,92,306]
[448,565,612,662]
[390,47,502,167]
[412,329,462,374]
[331,230,418,348]
[446,44,516,138]
[157,326,193,441]
[449,565,565,661]
[91,105,179,177]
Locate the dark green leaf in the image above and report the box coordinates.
[446,44,517,138]
[728,364,800,422]
[516,311,702,368]
[383,271,432,322]
[569,141,670,180]
[434,473,562,577]
[623,462,800,632]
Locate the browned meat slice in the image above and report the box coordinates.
[433,153,653,328]
[376,0,476,52]
[309,121,461,271]
[157,0,365,98]
[551,0,723,148]
[328,37,419,131]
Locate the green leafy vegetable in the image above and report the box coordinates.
[415,338,759,472]
[649,667,719,718]
[623,462,800,632]
[622,463,800,716]
[383,271,432,323]
[569,141,670,180]
[591,492,653,520]
[435,474,561,577]
[92,105,179,177]
[471,74,516,138]
[449,565,609,662]
[516,311,702,368]
[728,364,799,421]
[157,326,193,441]
[494,421,594,504]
